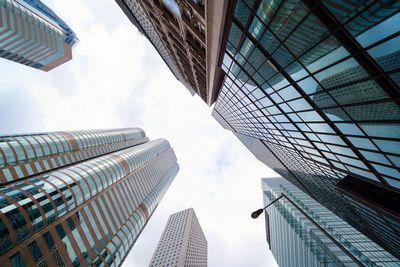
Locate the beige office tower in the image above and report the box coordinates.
[149,208,207,267]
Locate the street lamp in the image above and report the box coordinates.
[251,193,364,266]
[251,194,284,219]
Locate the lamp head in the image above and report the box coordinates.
[251,208,264,219]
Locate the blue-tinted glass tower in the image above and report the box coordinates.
[262,177,400,266]
[212,0,400,258]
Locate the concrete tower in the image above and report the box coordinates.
[149,208,207,267]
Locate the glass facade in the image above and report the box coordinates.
[0,128,179,267]
[0,0,77,71]
[149,208,207,267]
[262,177,400,267]
[212,0,400,258]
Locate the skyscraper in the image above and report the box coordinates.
[0,128,179,267]
[115,0,219,104]
[115,0,186,91]
[261,177,400,266]
[0,0,77,71]
[149,208,207,267]
[211,0,400,258]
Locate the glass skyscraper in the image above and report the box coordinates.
[212,0,400,259]
[0,0,77,71]
[0,128,179,267]
[149,208,207,267]
[262,177,400,267]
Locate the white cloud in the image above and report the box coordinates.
[0,1,278,266]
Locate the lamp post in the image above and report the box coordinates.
[251,193,364,266]
[251,194,284,219]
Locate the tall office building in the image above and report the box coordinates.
[149,208,207,267]
[0,0,77,71]
[115,0,187,92]
[115,0,226,105]
[211,0,400,258]
[262,177,400,266]
[0,128,179,267]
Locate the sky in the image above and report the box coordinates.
[0,0,279,266]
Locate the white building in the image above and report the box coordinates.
[149,208,207,267]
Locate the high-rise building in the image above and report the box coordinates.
[149,208,207,267]
[116,0,226,104]
[211,0,400,258]
[261,177,400,267]
[115,0,187,92]
[0,128,179,267]
[0,0,77,71]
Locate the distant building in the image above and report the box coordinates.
[0,128,179,267]
[261,177,400,266]
[0,0,77,71]
[149,208,207,267]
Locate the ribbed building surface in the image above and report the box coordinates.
[0,128,179,267]
[149,208,207,267]
[262,177,400,267]
[212,0,400,258]
[0,0,77,71]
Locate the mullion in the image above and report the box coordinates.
[226,61,310,151]
[233,17,376,121]
[303,0,400,101]
[323,0,379,28]
[222,0,395,195]
[362,31,400,52]
[263,9,341,73]
[249,6,400,116]
[231,15,389,185]
[262,136,352,177]
[231,0,263,61]
[259,137,319,198]
[260,28,390,116]
[226,53,342,179]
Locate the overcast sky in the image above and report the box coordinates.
[0,1,278,266]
